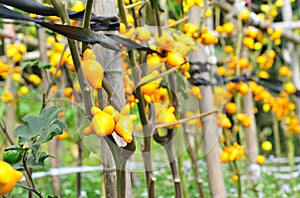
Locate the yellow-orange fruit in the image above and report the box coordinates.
[115,115,134,143]
[81,59,104,90]
[91,111,115,137]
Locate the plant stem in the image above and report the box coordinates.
[177,130,189,198]
[82,0,94,51]
[233,161,242,198]
[183,126,205,198]
[272,113,281,158]
[77,141,83,198]
[50,0,93,117]
[165,142,182,198]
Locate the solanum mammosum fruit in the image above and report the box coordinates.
[81,49,104,90]
[92,110,115,137]
[3,149,22,164]
[262,141,272,152]
[81,59,104,90]
[0,160,23,196]
[115,115,134,143]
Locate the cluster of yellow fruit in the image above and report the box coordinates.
[216,22,235,36]
[84,105,134,143]
[154,103,179,129]
[285,115,300,135]
[6,43,27,63]
[0,160,23,196]
[227,81,251,99]
[197,27,219,45]
[220,142,245,163]
[119,26,151,43]
[217,113,232,129]
[181,0,203,13]
[0,64,32,103]
[256,50,276,70]
[47,35,75,73]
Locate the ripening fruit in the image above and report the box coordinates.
[240,9,250,20]
[232,174,239,182]
[220,151,230,163]
[222,22,235,35]
[226,102,237,114]
[0,63,9,74]
[135,27,151,42]
[262,141,272,152]
[140,70,161,96]
[0,160,23,196]
[82,48,96,60]
[83,124,94,136]
[256,155,265,165]
[115,115,134,143]
[81,59,104,90]
[166,51,185,67]
[57,131,69,140]
[284,81,296,94]
[91,111,115,137]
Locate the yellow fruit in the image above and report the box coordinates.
[284,81,296,94]
[256,155,265,165]
[64,87,73,98]
[226,102,237,114]
[220,151,230,163]
[57,131,69,140]
[147,54,162,71]
[92,111,115,137]
[135,27,151,42]
[232,174,239,182]
[166,51,185,67]
[262,141,272,152]
[115,115,134,143]
[82,48,96,61]
[240,9,250,20]
[103,105,120,122]
[81,59,104,90]
[83,124,94,136]
[223,22,235,34]
[0,63,10,74]
[140,70,161,95]
[0,160,23,196]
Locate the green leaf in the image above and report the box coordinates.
[47,195,59,198]
[26,152,51,168]
[21,60,52,70]
[15,106,66,160]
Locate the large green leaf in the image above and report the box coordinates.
[15,106,66,144]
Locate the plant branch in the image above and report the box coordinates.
[135,65,181,88]
[155,110,219,129]
[82,0,94,51]
[0,119,14,145]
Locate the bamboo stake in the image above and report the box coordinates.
[188,4,226,198]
